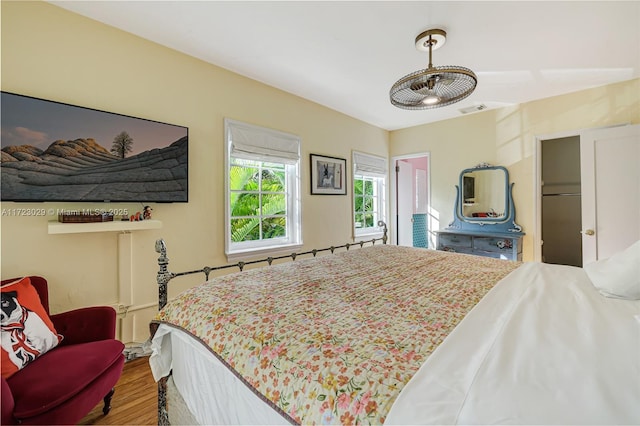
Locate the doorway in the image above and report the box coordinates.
[535,124,640,265]
[540,136,582,266]
[391,153,430,248]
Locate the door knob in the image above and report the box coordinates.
[583,229,595,236]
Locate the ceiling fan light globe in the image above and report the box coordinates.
[422,94,441,105]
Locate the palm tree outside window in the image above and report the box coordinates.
[229,159,287,242]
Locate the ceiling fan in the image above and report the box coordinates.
[390,29,477,110]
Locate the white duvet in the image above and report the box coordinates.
[151,261,640,425]
[386,261,640,425]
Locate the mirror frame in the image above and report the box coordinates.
[448,164,524,234]
[458,165,509,223]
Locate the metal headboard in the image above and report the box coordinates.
[155,221,388,310]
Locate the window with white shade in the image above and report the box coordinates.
[225,119,301,260]
[352,151,387,237]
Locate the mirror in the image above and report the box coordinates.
[447,163,524,235]
[448,164,523,234]
[460,167,507,220]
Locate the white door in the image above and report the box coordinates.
[397,160,413,246]
[580,124,640,263]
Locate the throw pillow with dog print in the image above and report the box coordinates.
[1,277,62,378]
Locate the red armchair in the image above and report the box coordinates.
[1,276,125,425]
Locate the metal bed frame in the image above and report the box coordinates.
[153,221,388,424]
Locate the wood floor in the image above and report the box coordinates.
[80,356,157,425]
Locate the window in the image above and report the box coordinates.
[352,151,387,237]
[225,119,301,260]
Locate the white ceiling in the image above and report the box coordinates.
[49,1,640,131]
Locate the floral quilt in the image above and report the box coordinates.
[153,245,521,425]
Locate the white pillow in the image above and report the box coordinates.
[584,240,640,300]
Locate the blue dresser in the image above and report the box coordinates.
[437,164,525,261]
[436,229,523,261]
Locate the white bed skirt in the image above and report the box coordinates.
[151,323,289,425]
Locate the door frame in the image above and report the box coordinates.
[390,152,431,247]
[533,124,630,262]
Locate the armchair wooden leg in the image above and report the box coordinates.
[102,388,115,415]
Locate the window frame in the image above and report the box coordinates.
[352,151,387,238]
[225,119,302,261]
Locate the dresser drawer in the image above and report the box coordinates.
[438,234,472,249]
[473,236,514,253]
[436,231,523,261]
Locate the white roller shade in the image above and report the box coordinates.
[227,119,300,164]
[353,151,387,177]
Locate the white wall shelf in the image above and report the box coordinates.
[48,219,162,234]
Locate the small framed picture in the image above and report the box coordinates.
[310,154,347,195]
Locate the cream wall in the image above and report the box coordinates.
[390,78,640,261]
[0,1,388,342]
[3,2,639,344]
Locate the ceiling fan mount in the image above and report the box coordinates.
[414,28,446,52]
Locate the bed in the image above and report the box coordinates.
[149,235,640,425]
